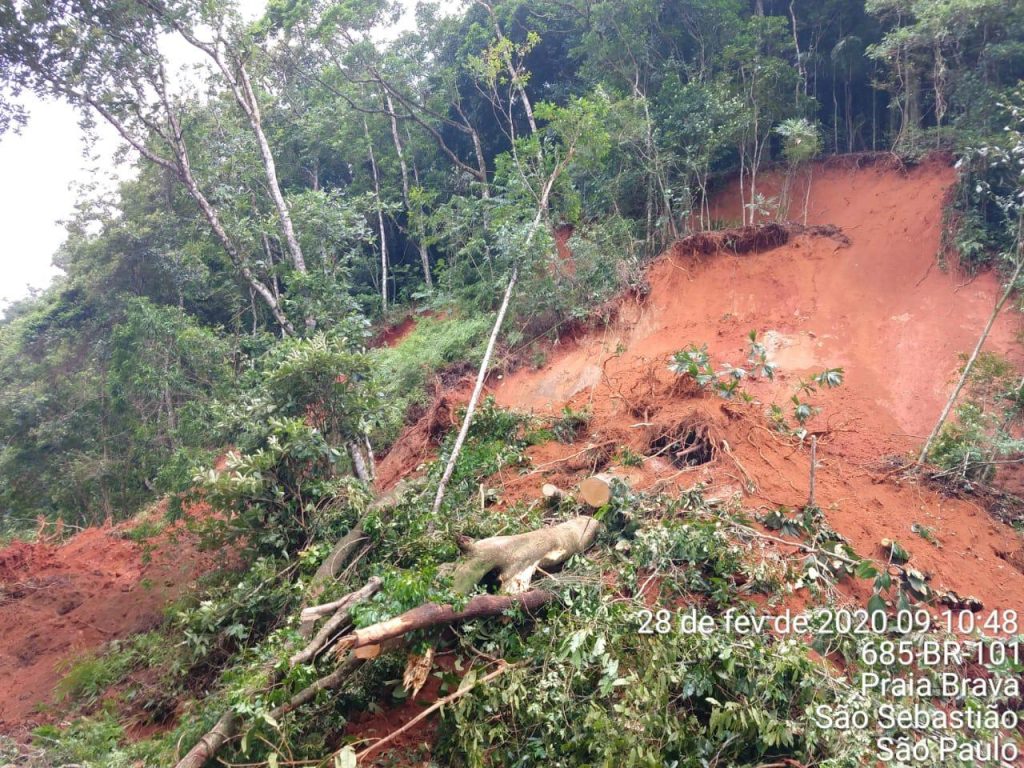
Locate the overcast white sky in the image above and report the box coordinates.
[0,0,455,310]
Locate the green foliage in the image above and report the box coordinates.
[438,505,859,767]
[615,446,644,468]
[55,632,174,710]
[551,406,591,444]
[0,295,233,525]
[669,333,776,400]
[371,313,491,446]
[32,717,128,767]
[6,0,1024,765]
[768,368,845,437]
[928,352,1024,486]
[776,118,824,167]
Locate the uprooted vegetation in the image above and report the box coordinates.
[19,349,1023,768]
[4,0,1024,760]
[6,152,1024,766]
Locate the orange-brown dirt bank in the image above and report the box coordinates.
[0,505,218,737]
[5,156,1024,758]
[477,157,1024,614]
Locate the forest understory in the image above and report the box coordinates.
[4,157,1024,767]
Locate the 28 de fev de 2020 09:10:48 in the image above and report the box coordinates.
[636,606,1021,641]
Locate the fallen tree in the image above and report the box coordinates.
[335,590,554,653]
[174,579,378,768]
[452,515,600,593]
[174,513,600,768]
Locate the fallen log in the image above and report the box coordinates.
[175,645,368,768]
[334,590,554,654]
[541,483,566,504]
[270,655,364,719]
[299,522,369,639]
[578,473,615,508]
[175,711,239,768]
[176,500,594,768]
[452,516,600,593]
[175,483,410,768]
[298,479,411,639]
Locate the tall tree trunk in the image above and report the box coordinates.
[235,60,307,276]
[431,154,572,515]
[171,122,295,334]
[384,92,432,288]
[165,22,309,277]
[89,72,295,336]
[364,118,389,313]
[476,0,538,136]
[790,1,805,107]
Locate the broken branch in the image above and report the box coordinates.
[291,577,382,667]
[352,662,512,762]
[334,590,554,654]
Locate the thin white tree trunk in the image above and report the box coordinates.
[430,263,520,515]
[385,92,432,288]
[431,159,570,515]
[803,165,813,225]
[169,23,308,277]
[236,61,307,275]
[92,69,294,335]
[918,238,1024,464]
[365,118,389,312]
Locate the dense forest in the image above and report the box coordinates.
[2,0,1024,766]
[1,0,1022,526]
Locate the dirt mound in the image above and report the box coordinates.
[0,504,219,736]
[486,156,1024,615]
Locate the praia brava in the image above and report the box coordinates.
[813,672,1020,763]
[639,608,1024,763]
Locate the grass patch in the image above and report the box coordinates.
[371,312,491,446]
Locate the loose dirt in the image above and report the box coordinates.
[0,503,219,737]
[486,156,1024,614]
[7,155,1024,758]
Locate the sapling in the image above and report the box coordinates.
[432,139,578,515]
[919,100,1024,466]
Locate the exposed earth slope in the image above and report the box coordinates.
[5,156,1024,750]
[482,157,1024,613]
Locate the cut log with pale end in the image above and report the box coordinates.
[579,473,615,508]
[541,483,567,504]
[451,516,601,594]
[334,590,554,653]
[354,643,382,659]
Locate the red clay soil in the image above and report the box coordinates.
[374,314,419,348]
[0,503,219,737]
[351,157,1024,764]
[342,654,459,766]
[482,156,1024,615]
